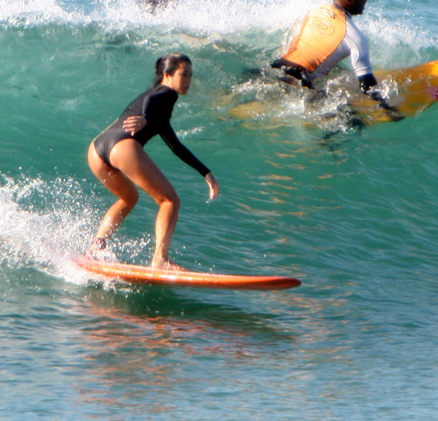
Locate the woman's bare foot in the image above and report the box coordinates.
[151,257,186,271]
[86,237,119,263]
[86,237,106,259]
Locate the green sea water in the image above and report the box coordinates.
[1,0,437,419]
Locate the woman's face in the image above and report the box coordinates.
[162,62,193,95]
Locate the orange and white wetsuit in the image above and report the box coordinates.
[273,2,376,91]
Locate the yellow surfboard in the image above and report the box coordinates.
[350,60,438,123]
[228,60,438,125]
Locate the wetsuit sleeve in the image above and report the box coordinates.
[159,123,211,177]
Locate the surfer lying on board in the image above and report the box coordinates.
[271,0,402,120]
[87,53,219,270]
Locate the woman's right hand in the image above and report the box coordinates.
[123,115,147,136]
[205,172,219,200]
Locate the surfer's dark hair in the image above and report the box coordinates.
[154,53,192,85]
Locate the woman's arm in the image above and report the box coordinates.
[160,123,211,176]
[159,123,219,199]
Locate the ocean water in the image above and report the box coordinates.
[1,0,437,419]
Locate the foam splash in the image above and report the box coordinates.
[2,0,436,66]
[0,174,155,286]
[0,174,96,285]
[0,0,319,33]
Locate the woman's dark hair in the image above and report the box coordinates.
[154,53,192,85]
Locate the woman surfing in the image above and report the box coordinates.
[87,53,219,270]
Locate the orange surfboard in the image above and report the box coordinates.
[75,256,302,290]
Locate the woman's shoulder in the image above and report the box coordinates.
[147,84,178,101]
[142,85,178,117]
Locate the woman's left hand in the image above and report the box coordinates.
[123,115,147,136]
[205,172,219,200]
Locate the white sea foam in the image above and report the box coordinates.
[2,0,436,63]
[0,173,155,286]
[0,0,310,30]
[0,174,95,285]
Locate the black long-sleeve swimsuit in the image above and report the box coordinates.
[93,84,210,176]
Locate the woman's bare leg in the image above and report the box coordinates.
[107,139,183,270]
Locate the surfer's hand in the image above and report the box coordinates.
[369,91,405,122]
[205,172,219,200]
[377,99,405,121]
[123,115,147,136]
[385,108,405,122]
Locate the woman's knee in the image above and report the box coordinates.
[123,189,140,210]
[160,190,180,212]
